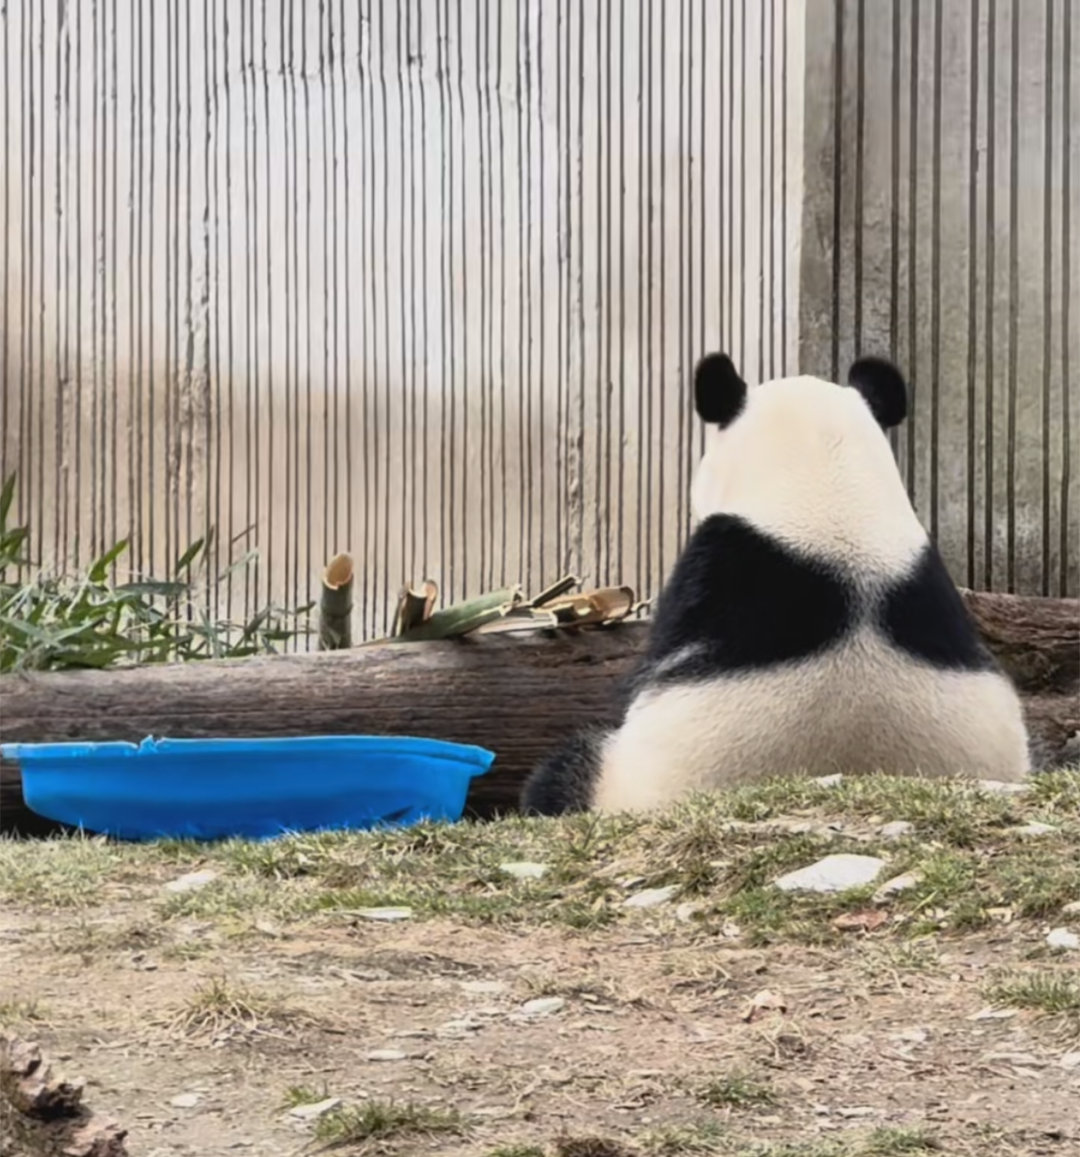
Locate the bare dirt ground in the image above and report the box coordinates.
[2,773,1079,1157]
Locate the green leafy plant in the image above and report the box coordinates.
[0,473,312,672]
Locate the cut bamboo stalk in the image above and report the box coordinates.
[528,574,579,608]
[392,580,439,637]
[393,587,523,641]
[318,553,354,651]
[543,585,637,626]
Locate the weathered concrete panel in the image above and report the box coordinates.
[801,0,1079,597]
[1,0,1075,653]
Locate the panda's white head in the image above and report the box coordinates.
[689,353,926,573]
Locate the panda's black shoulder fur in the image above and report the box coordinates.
[630,514,855,689]
[628,514,996,694]
[878,540,997,672]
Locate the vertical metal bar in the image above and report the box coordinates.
[1006,0,1019,591]
[965,0,981,589]
[1061,0,1074,596]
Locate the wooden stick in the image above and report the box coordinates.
[317,553,355,651]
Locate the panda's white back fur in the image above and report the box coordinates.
[520,354,1032,818]
[592,637,1030,813]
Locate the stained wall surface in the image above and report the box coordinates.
[0,1,1074,648]
[802,0,1078,597]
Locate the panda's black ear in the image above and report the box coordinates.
[694,353,746,428]
[847,356,908,430]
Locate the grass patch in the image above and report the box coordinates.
[985,969,1080,1020]
[695,1071,778,1111]
[0,834,152,909]
[313,1099,466,1149]
[280,1084,332,1110]
[554,1140,636,1157]
[165,976,300,1042]
[0,998,48,1025]
[486,1148,547,1157]
[854,1130,941,1156]
[2,770,1077,947]
[156,875,309,924]
[851,940,941,982]
[537,1127,941,1157]
[643,1121,729,1154]
[643,1125,939,1156]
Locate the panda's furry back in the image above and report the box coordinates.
[520,355,1031,816]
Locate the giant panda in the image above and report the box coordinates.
[521,352,1031,816]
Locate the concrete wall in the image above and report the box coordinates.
[1,1,1075,647]
[0,0,803,638]
[801,0,1079,597]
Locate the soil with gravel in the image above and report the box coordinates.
[2,906,1078,1156]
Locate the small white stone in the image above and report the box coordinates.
[170,1093,201,1109]
[1063,900,1080,916]
[873,871,922,903]
[353,907,413,922]
[877,821,915,840]
[675,901,705,923]
[437,1018,483,1037]
[976,779,1031,796]
[1046,927,1080,951]
[814,774,844,787]
[1013,822,1058,837]
[773,854,886,895]
[982,1051,1045,1068]
[288,1097,341,1120]
[1058,1051,1080,1070]
[458,980,509,996]
[968,1006,1018,1021]
[623,885,678,909]
[499,861,548,880]
[521,997,565,1017]
[163,870,218,894]
[365,1049,408,1062]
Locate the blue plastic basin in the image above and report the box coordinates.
[0,735,496,841]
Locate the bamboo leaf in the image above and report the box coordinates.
[173,537,207,575]
[0,472,16,527]
[88,539,130,583]
[115,579,191,599]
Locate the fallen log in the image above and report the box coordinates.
[958,589,1079,695]
[0,625,639,835]
[1,591,1076,837]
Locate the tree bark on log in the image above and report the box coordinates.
[1,591,1076,836]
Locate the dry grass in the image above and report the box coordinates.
[162,975,303,1043]
[312,1099,467,1149]
[487,1126,944,1157]
[984,969,1080,1022]
[694,1070,779,1110]
[0,770,1076,953]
